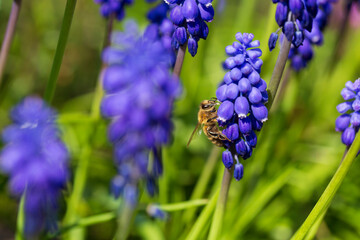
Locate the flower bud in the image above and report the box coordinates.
[234,96,249,118]
[218,101,234,123]
[251,103,268,122]
[284,21,295,41]
[268,32,278,51]
[188,37,198,57]
[248,87,263,104]
[198,3,214,22]
[275,2,288,26]
[351,112,360,127]
[174,27,187,45]
[289,0,304,18]
[238,78,252,93]
[170,6,185,25]
[335,114,350,132]
[230,68,242,81]
[238,117,252,134]
[234,163,244,181]
[293,31,304,48]
[216,84,227,102]
[223,123,239,141]
[222,150,234,169]
[181,0,199,21]
[225,83,239,100]
[341,127,355,146]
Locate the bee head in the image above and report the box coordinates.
[200,99,217,110]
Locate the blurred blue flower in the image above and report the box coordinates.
[166,0,214,56]
[145,1,176,65]
[0,96,69,236]
[336,79,360,147]
[147,204,167,219]
[94,0,133,20]
[217,33,268,180]
[288,0,338,71]
[101,22,181,205]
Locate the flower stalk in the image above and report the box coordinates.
[208,167,233,240]
[0,0,21,86]
[208,33,292,239]
[267,35,292,109]
[291,140,360,239]
[44,0,77,103]
[173,43,188,77]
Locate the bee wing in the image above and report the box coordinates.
[187,122,202,148]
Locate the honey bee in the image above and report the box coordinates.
[187,98,230,147]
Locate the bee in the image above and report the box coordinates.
[187,98,230,147]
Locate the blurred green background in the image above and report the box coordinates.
[1,0,360,239]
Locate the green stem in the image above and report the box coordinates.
[207,167,233,240]
[291,137,360,240]
[0,0,21,86]
[63,146,91,240]
[44,0,77,103]
[266,34,292,109]
[183,146,220,224]
[185,190,220,240]
[15,194,25,240]
[157,199,208,212]
[116,204,135,240]
[79,212,116,227]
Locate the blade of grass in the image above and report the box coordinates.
[44,0,77,103]
[291,134,360,240]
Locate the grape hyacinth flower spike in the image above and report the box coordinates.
[217,33,268,181]
[144,0,176,65]
[94,0,133,20]
[288,0,338,71]
[101,22,181,205]
[0,97,69,236]
[336,78,360,147]
[166,0,215,56]
[269,0,319,51]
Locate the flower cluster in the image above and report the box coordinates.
[144,1,176,65]
[101,22,181,205]
[166,0,215,56]
[94,0,133,20]
[288,0,337,71]
[0,97,69,236]
[269,0,319,50]
[336,79,360,146]
[216,33,268,181]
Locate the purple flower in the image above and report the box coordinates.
[336,78,360,147]
[287,0,338,71]
[269,0,338,51]
[218,33,268,180]
[101,22,181,205]
[166,0,214,56]
[0,97,69,236]
[145,1,176,65]
[94,0,134,20]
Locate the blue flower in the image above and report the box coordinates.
[217,33,268,180]
[94,0,133,20]
[269,0,319,50]
[287,0,338,71]
[0,97,69,236]
[336,79,360,147]
[145,1,176,65]
[166,0,214,56]
[101,22,181,205]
